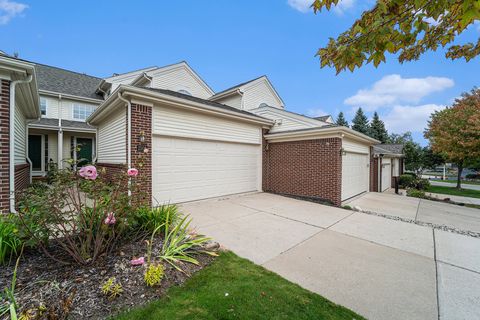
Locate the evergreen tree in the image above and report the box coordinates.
[336,112,349,127]
[351,108,369,135]
[369,112,389,143]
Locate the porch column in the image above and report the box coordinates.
[57,130,63,169]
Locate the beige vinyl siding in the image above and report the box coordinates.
[14,104,27,164]
[63,99,99,122]
[251,107,325,133]
[242,80,282,111]
[153,104,261,145]
[214,94,243,109]
[150,67,212,99]
[41,95,59,119]
[97,106,127,164]
[63,133,72,162]
[342,137,370,154]
[48,133,58,164]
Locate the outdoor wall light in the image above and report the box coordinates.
[138,131,145,143]
[340,148,347,156]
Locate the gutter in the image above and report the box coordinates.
[10,74,33,213]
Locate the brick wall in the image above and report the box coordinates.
[130,103,152,206]
[0,79,10,214]
[370,149,379,192]
[97,163,126,181]
[14,163,29,192]
[263,138,342,206]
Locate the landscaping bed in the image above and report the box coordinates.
[0,237,215,319]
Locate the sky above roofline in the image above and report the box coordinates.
[1,0,479,146]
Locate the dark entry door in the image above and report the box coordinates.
[76,138,93,166]
[28,135,42,171]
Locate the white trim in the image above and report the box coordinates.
[72,103,96,121]
[265,127,379,144]
[39,89,103,104]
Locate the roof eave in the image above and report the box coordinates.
[265,126,380,144]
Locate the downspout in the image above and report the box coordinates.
[10,74,33,213]
[118,92,132,196]
[25,118,38,184]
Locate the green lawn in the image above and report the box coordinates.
[115,251,364,320]
[427,185,480,199]
[432,179,480,186]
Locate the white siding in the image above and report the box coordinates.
[150,67,212,99]
[41,95,59,119]
[63,133,72,162]
[251,106,326,133]
[214,94,242,109]
[62,99,99,122]
[153,104,261,145]
[342,138,370,154]
[14,104,27,164]
[48,133,58,163]
[97,106,127,164]
[39,95,100,122]
[242,80,282,111]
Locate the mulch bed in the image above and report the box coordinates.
[0,237,215,320]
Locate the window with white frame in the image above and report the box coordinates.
[40,98,47,116]
[73,104,95,121]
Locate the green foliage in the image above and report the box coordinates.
[351,108,369,135]
[466,173,480,180]
[388,132,413,144]
[312,0,480,73]
[335,112,349,127]
[369,112,389,143]
[0,253,21,319]
[134,205,180,234]
[421,147,445,170]
[0,215,22,265]
[404,141,423,173]
[158,212,215,272]
[101,277,123,300]
[407,188,426,199]
[144,264,165,287]
[414,178,431,191]
[399,174,416,188]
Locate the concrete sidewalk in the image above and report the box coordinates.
[180,192,480,320]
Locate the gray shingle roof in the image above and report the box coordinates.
[212,76,265,98]
[373,144,404,155]
[314,115,332,122]
[30,118,96,130]
[142,87,272,121]
[35,64,103,100]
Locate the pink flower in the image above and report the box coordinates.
[104,212,116,225]
[78,165,98,180]
[127,168,139,177]
[130,257,145,266]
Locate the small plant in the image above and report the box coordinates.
[101,277,123,300]
[407,188,426,199]
[134,204,180,234]
[0,215,22,265]
[144,264,164,287]
[0,251,22,319]
[414,178,431,190]
[342,205,352,210]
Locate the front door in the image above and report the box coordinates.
[28,135,42,171]
[76,138,93,166]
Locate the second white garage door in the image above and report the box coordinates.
[341,152,369,201]
[381,158,392,192]
[152,136,261,204]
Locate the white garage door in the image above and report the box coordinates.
[342,152,369,201]
[152,136,261,204]
[381,158,392,192]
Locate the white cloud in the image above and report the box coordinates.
[344,74,454,110]
[383,104,445,133]
[306,108,328,117]
[287,0,355,15]
[0,0,28,25]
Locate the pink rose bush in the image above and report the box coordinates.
[104,212,116,225]
[127,168,139,177]
[78,165,98,180]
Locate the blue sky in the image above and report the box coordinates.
[1,0,479,145]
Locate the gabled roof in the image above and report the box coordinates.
[210,75,285,107]
[250,105,330,127]
[104,66,158,81]
[35,64,103,100]
[314,115,334,123]
[373,144,405,156]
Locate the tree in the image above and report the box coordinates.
[424,87,480,188]
[336,111,349,127]
[312,0,480,73]
[404,141,423,173]
[388,132,413,144]
[351,108,369,135]
[422,146,445,170]
[369,112,389,143]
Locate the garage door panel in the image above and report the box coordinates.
[152,136,260,204]
[381,159,392,192]
[342,152,369,201]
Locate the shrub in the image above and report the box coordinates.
[407,189,426,199]
[0,215,22,265]
[134,205,180,234]
[101,277,123,300]
[399,174,416,188]
[414,178,431,190]
[466,173,480,180]
[16,164,147,265]
[144,264,164,287]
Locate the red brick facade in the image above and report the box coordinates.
[97,163,126,181]
[14,163,30,192]
[130,104,152,206]
[263,138,343,206]
[0,79,10,213]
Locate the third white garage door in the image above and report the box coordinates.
[341,152,369,201]
[152,136,261,204]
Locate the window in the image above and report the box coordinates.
[178,89,192,96]
[73,104,95,121]
[40,98,47,116]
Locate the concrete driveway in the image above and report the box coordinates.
[346,192,480,234]
[180,192,480,320]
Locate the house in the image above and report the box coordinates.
[371,144,405,192]
[0,53,383,213]
[0,54,40,213]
